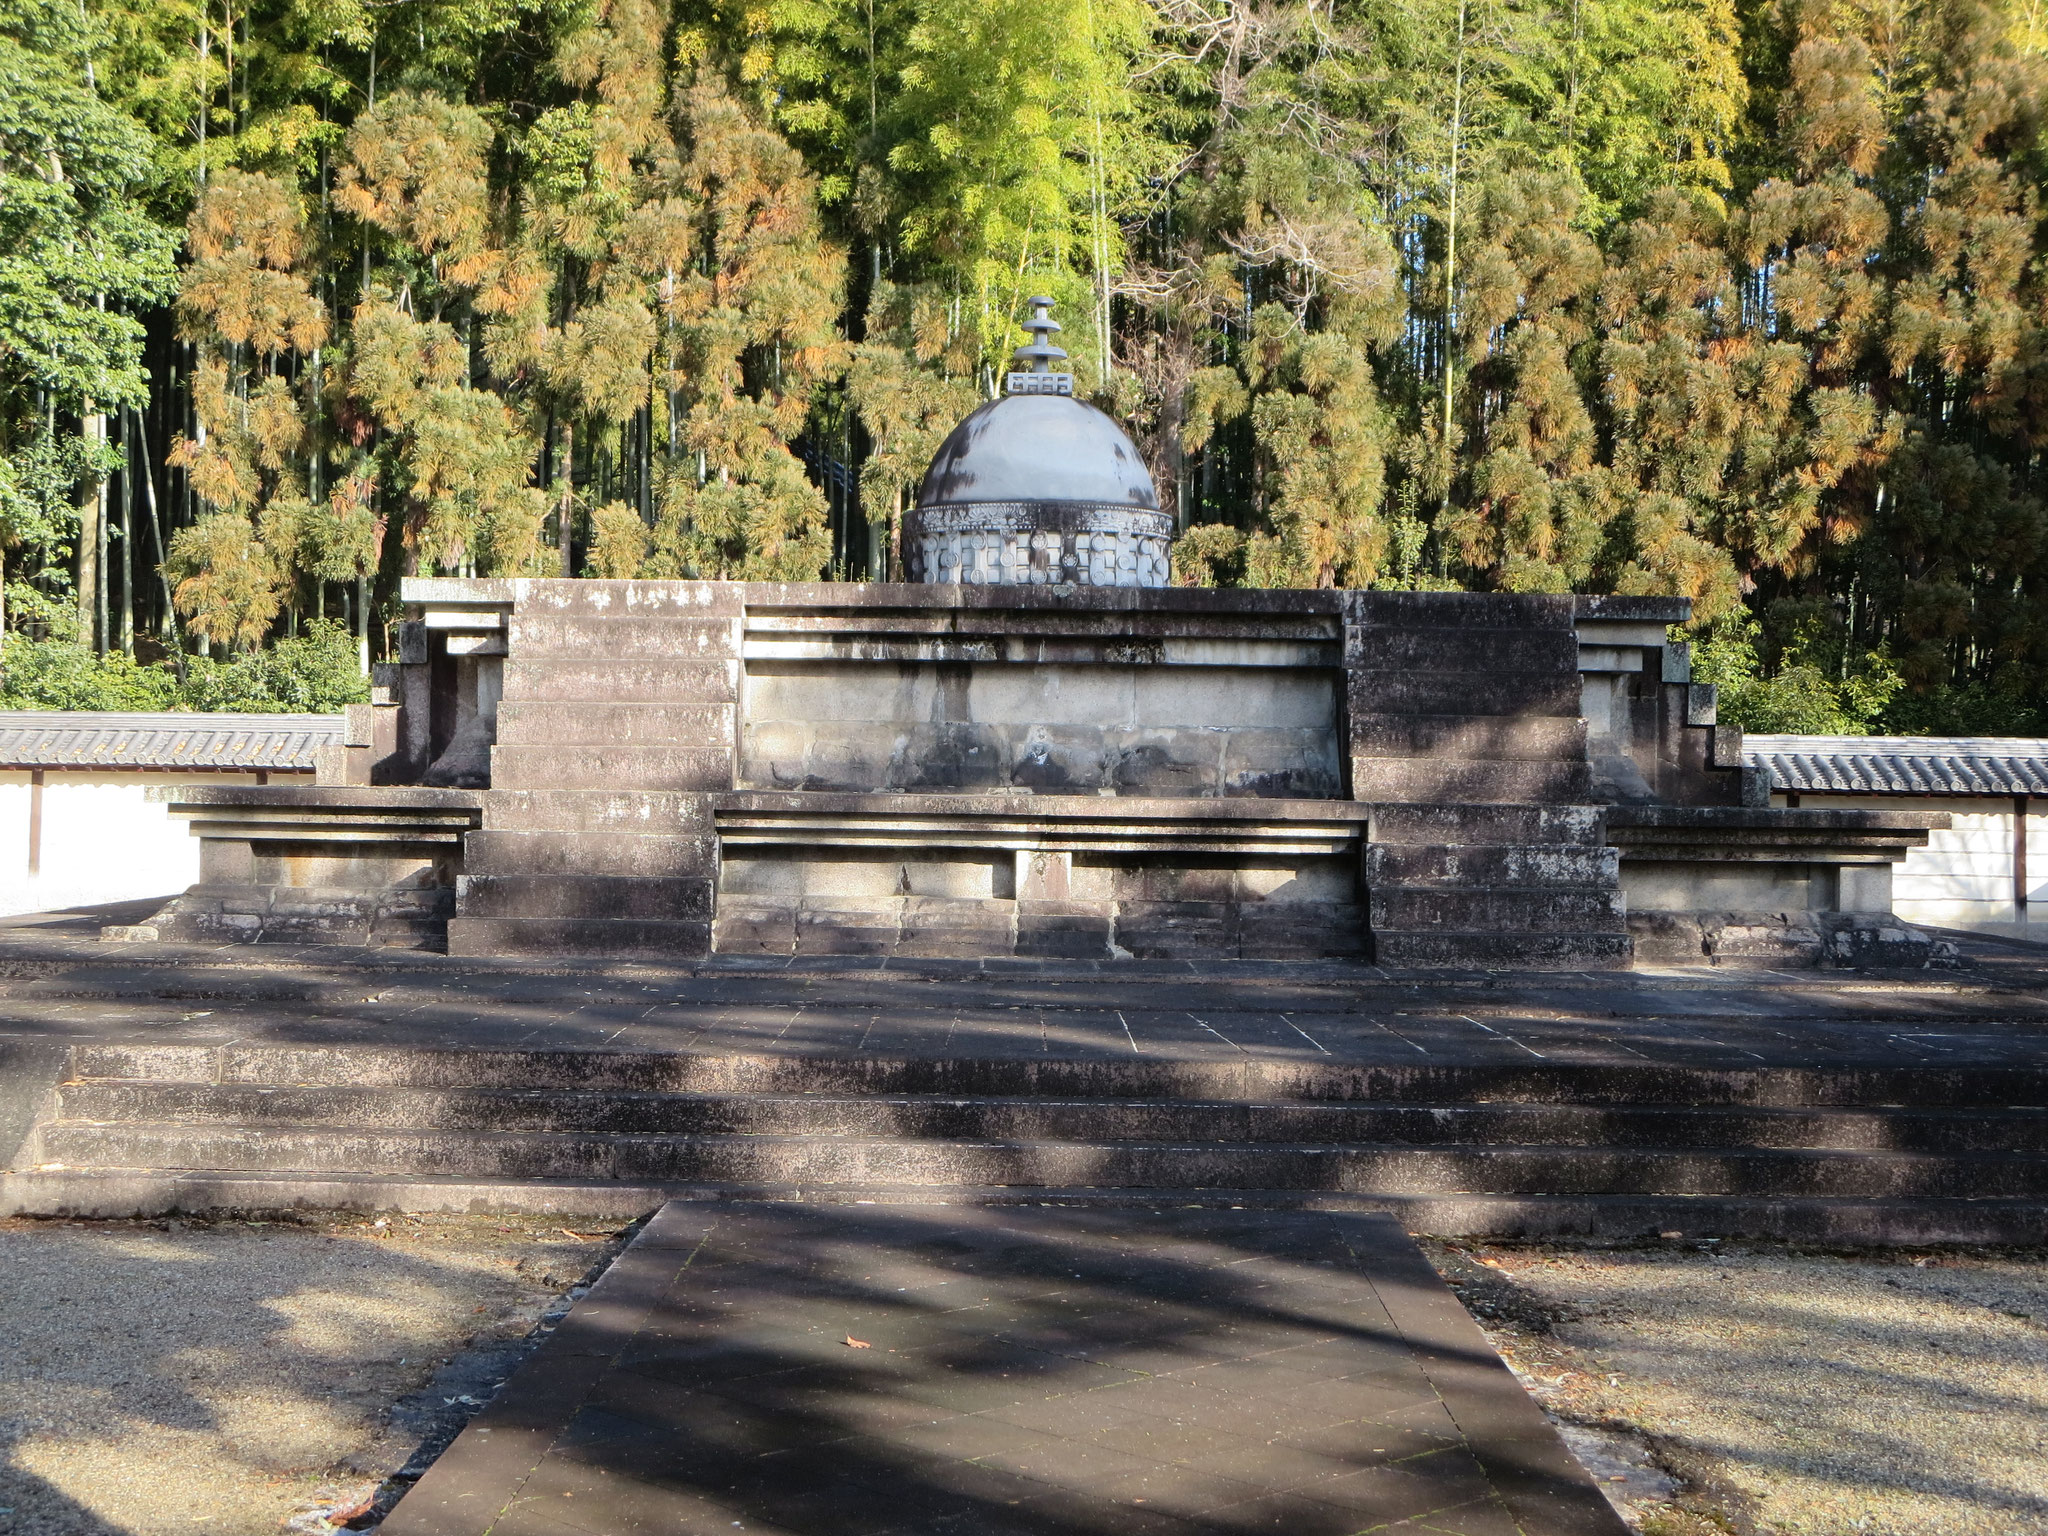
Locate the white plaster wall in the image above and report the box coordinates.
[1784,792,2045,925]
[0,771,257,918]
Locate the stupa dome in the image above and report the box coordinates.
[904,299,1171,587]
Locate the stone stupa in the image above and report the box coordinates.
[903,298,1172,587]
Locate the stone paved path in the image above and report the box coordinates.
[383,1203,1626,1536]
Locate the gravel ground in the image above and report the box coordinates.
[1426,1239,2048,1536]
[0,1212,628,1536]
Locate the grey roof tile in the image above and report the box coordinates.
[1742,734,2048,796]
[0,711,343,771]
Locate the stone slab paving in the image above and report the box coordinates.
[381,1202,1626,1536]
[1,925,2047,1076]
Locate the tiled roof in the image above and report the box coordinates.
[0,712,340,771]
[1743,734,2048,796]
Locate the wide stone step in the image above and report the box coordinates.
[70,1044,2048,1108]
[1365,842,1618,887]
[1367,803,1604,846]
[7,1167,2042,1242]
[53,1083,2048,1153]
[1369,930,1635,968]
[1368,887,1626,932]
[33,1122,2048,1198]
[1351,757,1593,805]
[445,915,711,959]
[1349,713,1588,761]
[494,701,735,747]
[489,745,734,792]
[499,658,738,704]
[505,614,740,659]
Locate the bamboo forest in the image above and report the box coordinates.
[2,0,2046,727]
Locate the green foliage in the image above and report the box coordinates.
[1690,616,1902,735]
[0,632,183,708]
[0,0,176,413]
[0,620,366,710]
[0,0,2040,720]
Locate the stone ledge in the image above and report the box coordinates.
[1606,804,1947,863]
[714,791,1370,856]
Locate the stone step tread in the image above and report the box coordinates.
[39,1122,2048,1175]
[32,1148,2045,1197]
[69,1045,2048,1106]
[51,1086,2048,1150]
[8,1168,2045,1243]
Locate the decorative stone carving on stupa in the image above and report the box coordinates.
[904,298,1171,587]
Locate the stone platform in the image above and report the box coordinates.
[3,917,2047,1242]
[380,1202,1627,1536]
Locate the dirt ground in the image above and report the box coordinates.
[0,1212,628,1536]
[1426,1239,2048,1536]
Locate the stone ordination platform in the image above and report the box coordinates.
[4,919,2048,1241]
[135,578,1955,971]
[380,1202,1627,1536]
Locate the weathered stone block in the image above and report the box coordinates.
[1370,930,1633,968]
[1349,756,1593,805]
[1349,591,1578,630]
[1345,626,1579,672]
[1220,729,1344,799]
[1369,803,1605,847]
[1367,842,1618,888]
[1001,726,1110,793]
[513,579,741,617]
[458,874,714,922]
[1113,901,1238,959]
[445,915,712,959]
[501,658,739,703]
[462,830,717,877]
[506,614,741,659]
[884,723,1010,792]
[1368,887,1625,932]
[480,790,716,836]
[1103,729,1225,795]
[489,746,735,793]
[1346,669,1583,718]
[1132,666,1337,731]
[1348,712,1587,761]
[494,702,735,748]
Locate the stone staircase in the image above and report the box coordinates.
[447,582,739,959]
[17,1043,2048,1242]
[1348,594,1630,968]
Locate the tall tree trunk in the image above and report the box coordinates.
[118,416,134,654]
[130,406,179,645]
[557,419,575,576]
[1438,0,1467,528]
[78,404,104,652]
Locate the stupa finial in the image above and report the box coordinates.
[1007,297,1073,396]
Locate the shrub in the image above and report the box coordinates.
[0,620,366,713]
[1689,617,1901,736]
